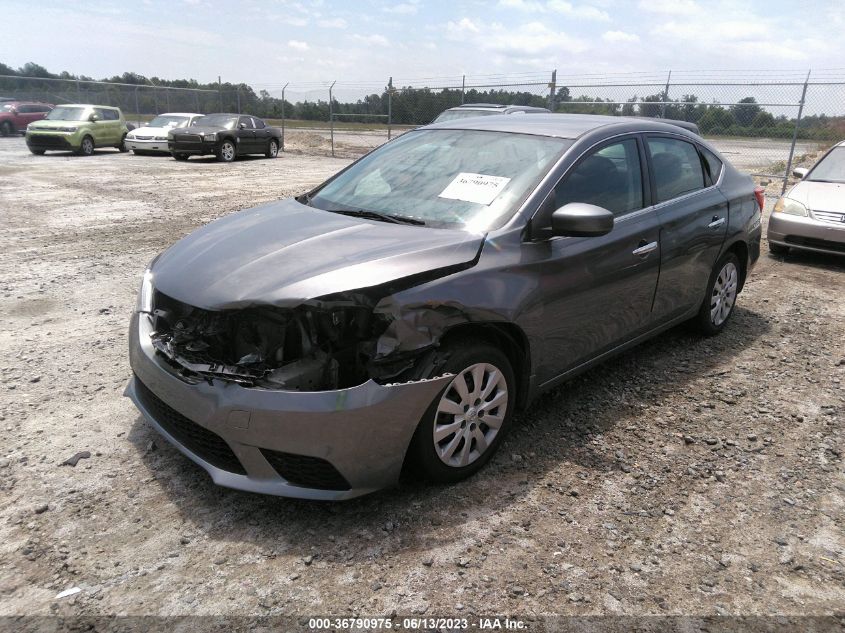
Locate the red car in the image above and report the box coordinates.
[0,102,53,136]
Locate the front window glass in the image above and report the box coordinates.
[555,139,644,216]
[148,115,190,128]
[808,147,845,184]
[194,114,238,129]
[647,137,706,203]
[308,129,570,230]
[46,106,88,121]
[1,104,13,112]
[434,109,501,123]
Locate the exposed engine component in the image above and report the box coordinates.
[150,291,384,390]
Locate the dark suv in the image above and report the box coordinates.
[0,102,53,136]
[168,113,282,162]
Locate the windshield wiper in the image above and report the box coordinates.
[326,208,426,226]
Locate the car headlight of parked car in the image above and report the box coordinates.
[127,133,136,139]
[773,197,809,217]
[154,136,167,141]
[56,126,78,133]
[136,269,154,313]
[203,132,217,141]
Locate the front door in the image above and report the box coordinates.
[236,116,257,154]
[524,136,663,382]
[645,135,729,321]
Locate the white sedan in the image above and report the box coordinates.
[126,113,203,155]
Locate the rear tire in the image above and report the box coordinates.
[217,139,236,162]
[117,134,129,152]
[407,339,516,484]
[0,121,13,137]
[695,252,740,336]
[769,242,789,256]
[77,135,94,156]
[265,139,279,158]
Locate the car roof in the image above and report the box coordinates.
[3,101,52,106]
[424,112,701,140]
[59,104,120,109]
[154,112,203,117]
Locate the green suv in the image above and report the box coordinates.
[25,104,129,156]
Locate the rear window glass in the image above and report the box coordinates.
[700,147,723,184]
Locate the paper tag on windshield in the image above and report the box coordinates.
[438,173,511,206]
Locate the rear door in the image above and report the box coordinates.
[253,117,272,151]
[646,134,729,321]
[92,108,111,146]
[525,135,663,380]
[102,108,121,144]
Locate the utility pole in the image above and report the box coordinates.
[236,87,241,114]
[387,76,393,140]
[134,86,140,127]
[281,82,289,152]
[329,80,336,157]
[548,69,557,111]
[461,74,465,104]
[218,75,222,111]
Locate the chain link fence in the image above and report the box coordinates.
[2,71,844,190]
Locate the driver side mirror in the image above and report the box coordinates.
[89,113,100,122]
[792,167,808,179]
[238,122,246,129]
[551,203,614,237]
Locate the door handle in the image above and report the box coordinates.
[708,216,726,229]
[632,240,658,256]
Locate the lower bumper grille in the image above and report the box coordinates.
[134,377,246,475]
[28,135,72,149]
[785,235,845,253]
[260,449,351,491]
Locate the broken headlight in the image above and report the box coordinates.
[136,269,154,313]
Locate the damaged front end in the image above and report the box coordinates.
[148,289,428,390]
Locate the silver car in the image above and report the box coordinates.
[768,140,845,256]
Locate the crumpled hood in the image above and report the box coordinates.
[150,198,484,310]
[788,180,845,213]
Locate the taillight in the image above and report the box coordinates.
[754,186,765,211]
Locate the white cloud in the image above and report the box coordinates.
[602,30,640,43]
[480,21,589,57]
[384,3,418,15]
[637,0,700,15]
[497,0,609,20]
[287,40,310,51]
[352,34,390,46]
[318,17,347,28]
[446,17,480,34]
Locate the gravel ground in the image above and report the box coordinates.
[0,136,843,627]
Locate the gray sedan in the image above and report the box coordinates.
[126,114,762,500]
[768,140,845,256]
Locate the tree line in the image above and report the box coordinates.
[2,62,842,140]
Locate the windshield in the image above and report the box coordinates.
[433,109,502,123]
[1,104,13,112]
[808,146,845,184]
[46,106,88,121]
[193,114,237,129]
[148,115,191,128]
[308,129,570,231]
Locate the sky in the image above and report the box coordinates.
[3,0,845,100]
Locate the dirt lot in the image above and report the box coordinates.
[0,136,843,628]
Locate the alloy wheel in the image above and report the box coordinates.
[220,141,235,161]
[433,363,509,468]
[710,261,738,326]
[81,137,94,155]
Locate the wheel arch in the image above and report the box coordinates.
[722,239,749,292]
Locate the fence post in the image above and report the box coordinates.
[166,88,171,112]
[236,87,241,114]
[134,87,140,128]
[329,80,336,157]
[782,70,811,195]
[152,87,158,114]
[76,79,81,102]
[660,70,672,118]
[548,69,557,111]
[218,76,222,111]
[387,76,393,140]
[194,90,200,113]
[281,82,288,152]
[461,75,465,104]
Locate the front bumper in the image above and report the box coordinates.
[127,137,170,152]
[125,311,450,500]
[168,139,217,156]
[768,211,845,256]
[26,132,79,151]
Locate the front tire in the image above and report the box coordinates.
[77,135,95,156]
[217,139,236,162]
[407,339,516,484]
[265,139,279,158]
[695,252,740,336]
[29,148,45,155]
[0,121,13,137]
[172,153,189,161]
[117,134,128,152]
